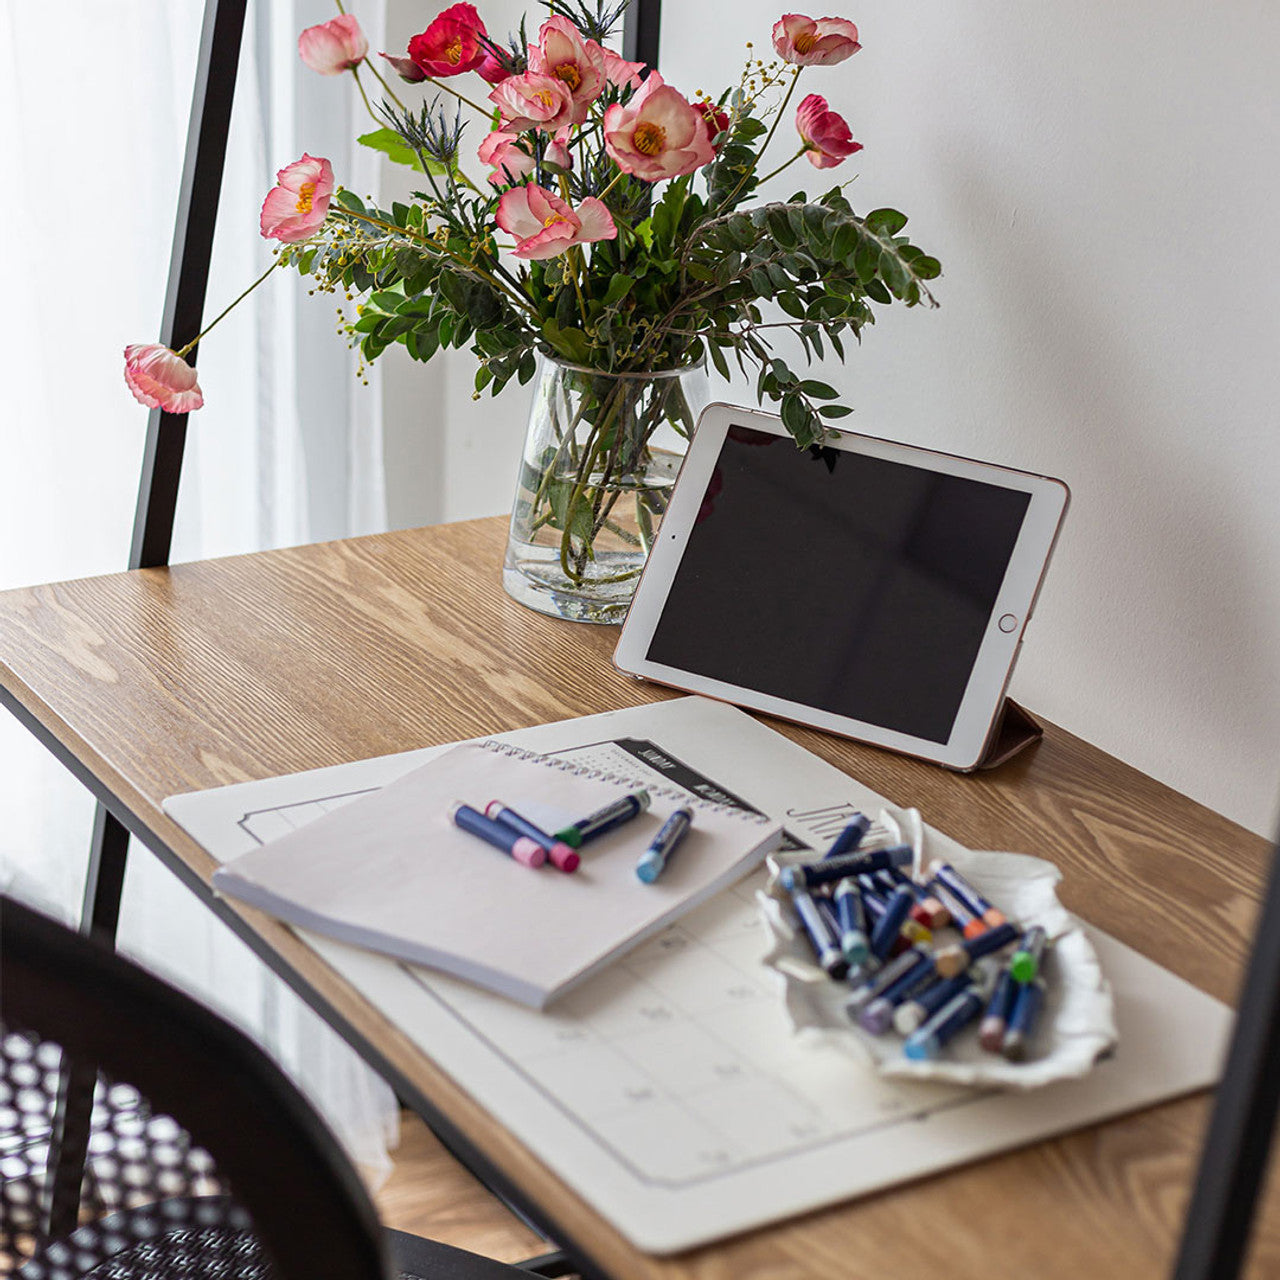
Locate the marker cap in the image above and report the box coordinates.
[635,850,664,883]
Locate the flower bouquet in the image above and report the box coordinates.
[126,3,940,621]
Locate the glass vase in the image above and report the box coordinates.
[502,358,709,624]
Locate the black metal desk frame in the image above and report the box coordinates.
[14,1,1278,1275]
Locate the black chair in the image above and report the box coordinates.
[0,895,567,1279]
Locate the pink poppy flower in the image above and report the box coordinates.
[297,14,367,75]
[602,72,715,182]
[527,15,607,124]
[407,2,488,78]
[123,344,204,414]
[475,41,513,85]
[795,94,861,168]
[772,14,861,66]
[380,51,428,83]
[479,129,571,186]
[601,48,645,92]
[495,184,617,260]
[259,153,334,242]
[489,71,575,133]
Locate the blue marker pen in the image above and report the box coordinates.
[780,845,914,892]
[449,802,547,869]
[834,878,870,967]
[790,888,848,979]
[555,789,650,848]
[636,807,693,883]
[824,813,870,859]
[930,862,1008,937]
[1001,978,1046,1062]
[903,981,987,1061]
[485,802,580,873]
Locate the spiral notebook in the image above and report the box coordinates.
[212,739,784,1008]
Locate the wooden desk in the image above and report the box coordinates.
[1,515,1274,1279]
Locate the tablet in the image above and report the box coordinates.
[613,404,1069,770]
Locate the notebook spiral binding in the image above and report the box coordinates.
[478,740,772,824]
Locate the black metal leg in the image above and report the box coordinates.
[1170,840,1280,1280]
[82,804,130,945]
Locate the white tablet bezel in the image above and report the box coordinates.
[613,403,1069,770]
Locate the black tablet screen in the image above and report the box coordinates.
[645,426,1031,744]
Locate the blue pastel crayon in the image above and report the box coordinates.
[869,884,915,961]
[635,807,693,883]
[933,921,1020,978]
[930,862,1008,937]
[893,972,972,1035]
[824,813,870,859]
[834,878,870,967]
[1009,926,1048,984]
[780,845,914,892]
[790,888,848,979]
[845,946,925,1017]
[858,952,936,1034]
[554,789,650,848]
[978,968,1018,1053]
[1001,978,1046,1062]
[450,803,546,869]
[485,802,580,873]
[903,982,987,1061]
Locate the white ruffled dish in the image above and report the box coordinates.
[758,807,1118,1089]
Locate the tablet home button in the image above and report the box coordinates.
[998,613,1019,633]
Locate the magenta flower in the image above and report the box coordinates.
[772,14,861,66]
[489,71,575,133]
[495,185,617,260]
[697,102,730,145]
[297,14,367,75]
[123,344,204,414]
[259,154,334,242]
[527,15,607,124]
[795,94,862,168]
[407,3,489,78]
[603,72,715,182]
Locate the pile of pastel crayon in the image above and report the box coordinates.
[778,813,1049,1062]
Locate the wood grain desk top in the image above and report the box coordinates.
[1,515,1274,1279]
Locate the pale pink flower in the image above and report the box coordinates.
[795,93,861,168]
[259,153,334,242]
[527,15,607,124]
[123,344,204,414]
[297,14,367,75]
[380,51,428,83]
[478,128,571,185]
[489,71,575,133]
[495,184,617,260]
[601,48,645,92]
[407,2,488,77]
[602,72,714,182]
[772,14,861,66]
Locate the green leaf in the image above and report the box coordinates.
[356,128,447,176]
[818,404,853,418]
[798,380,839,399]
[865,207,908,236]
[602,274,634,308]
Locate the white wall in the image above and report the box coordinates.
[379,1,1280,835]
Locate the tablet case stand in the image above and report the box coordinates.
[972,697,1043,771]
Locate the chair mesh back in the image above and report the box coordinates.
[0,1025,273,1279]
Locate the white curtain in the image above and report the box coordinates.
[0,0,397,1179]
